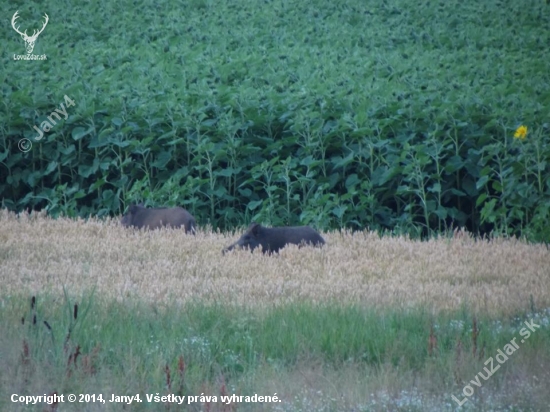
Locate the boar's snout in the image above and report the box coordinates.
[222,243,237,255]
[222,224,264,254]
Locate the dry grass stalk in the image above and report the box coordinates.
[81,344,100,375]
[165,363,172,391]
[454,338,463,385]
[66,344,81,377]
[472,316,479,357]
[20,339,32,387]
[21,339,30,366]
[177,355,186,396]
[428,324,437,357]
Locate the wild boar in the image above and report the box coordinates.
[223,222,325,254]
[120,204,196,234]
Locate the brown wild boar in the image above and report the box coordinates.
[120,204,196,234]
[223,222,325,254]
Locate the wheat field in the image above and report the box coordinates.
[1,210,548,316]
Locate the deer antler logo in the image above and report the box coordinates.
[11,11,49,55]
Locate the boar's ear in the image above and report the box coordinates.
[249,222,261,236]
[128,204,141,214]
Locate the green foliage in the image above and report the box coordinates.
[1,0,549,239]
[3,294,549,397]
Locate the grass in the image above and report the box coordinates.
[2,296,549,411]
[1,210,549,411]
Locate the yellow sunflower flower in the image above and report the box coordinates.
[514,125,528,140]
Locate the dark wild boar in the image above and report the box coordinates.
[223,222,325,254]
[120,204,196,234]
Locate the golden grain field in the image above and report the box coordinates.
[1,210,548,315]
